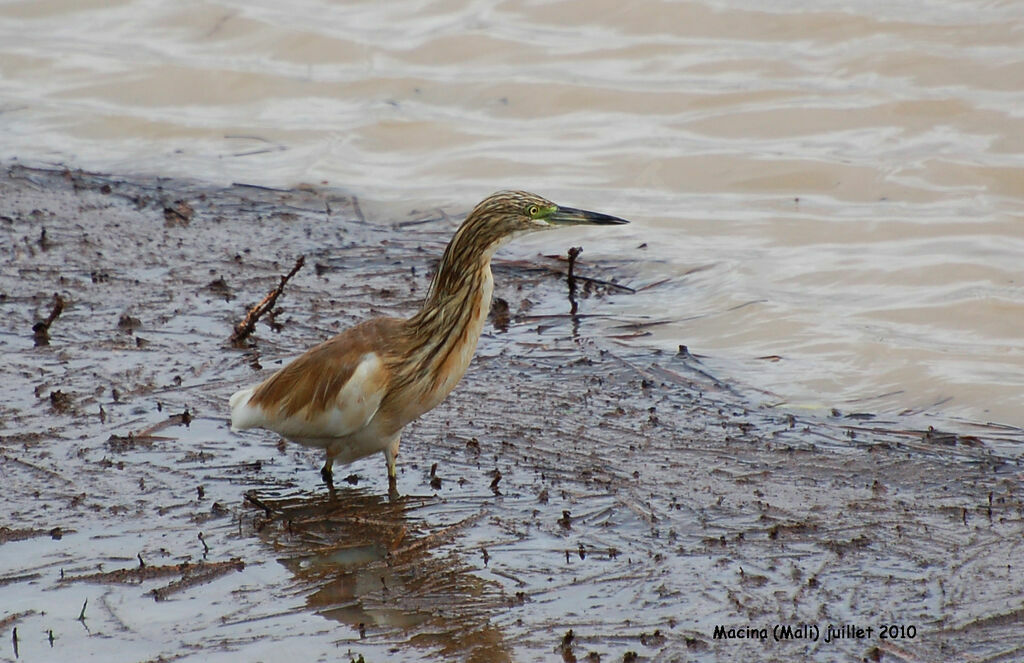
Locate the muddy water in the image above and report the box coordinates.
[0,0,1022,428]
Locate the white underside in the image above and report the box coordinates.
[229,352,392,462]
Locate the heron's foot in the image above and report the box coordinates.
[387,474,400,502]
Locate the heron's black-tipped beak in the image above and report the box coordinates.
[549,205,629,226]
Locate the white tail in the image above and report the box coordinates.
[228,386,262,431]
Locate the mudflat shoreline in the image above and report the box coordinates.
[2,164,1022,662]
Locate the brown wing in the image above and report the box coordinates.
[247,317,404,423]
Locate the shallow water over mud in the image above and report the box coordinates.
[2,167,1023,661]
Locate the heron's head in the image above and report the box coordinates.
[468,191,629,240]
[425,190,629,301]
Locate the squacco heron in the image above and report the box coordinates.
[229,191,628,493]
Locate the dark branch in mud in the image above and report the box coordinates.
[244,490,275,516]
[566,246,582,316]
[32,293,64,346]
[229,255,305,347]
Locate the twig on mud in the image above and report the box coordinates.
[150,559,244,601]
[229,255,305,347]
[62,562,191,585]
[134,410,193,438]
[243,491,275,516]
[0,453,73,485]
[0,573,42,587]
[567,246,582,316]
[32,293,64,346]
[59,558,245,601]
[230,181,293,193]
[0,611,35,631]
[0,525,67,544]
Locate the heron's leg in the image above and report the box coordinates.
[384,433,401,499]
[321,450,335,486]
[384,435,401,479]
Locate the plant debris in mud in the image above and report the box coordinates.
[32,292,64,346]
[229,254,305,347]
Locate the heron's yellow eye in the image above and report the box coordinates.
[528,205,539,217]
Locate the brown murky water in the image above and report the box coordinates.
[1,0,1022,428]
[2,166,1023,661]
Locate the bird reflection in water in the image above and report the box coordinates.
[246,488,513,661]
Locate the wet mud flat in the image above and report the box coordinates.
[2,164,1023,662]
